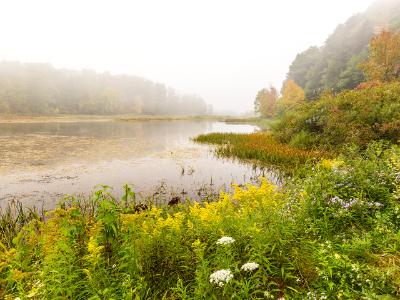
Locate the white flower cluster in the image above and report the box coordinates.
[209,269,234,287]
[367,202,384,208]
[330,196,384,210]
[240,262,259,271]
[216,236,235,245]
[306,291,327,300]
[329,196,357,209]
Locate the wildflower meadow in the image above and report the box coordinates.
[1,142,399,299]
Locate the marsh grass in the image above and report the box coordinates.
[0,200,42,248]
[118,115,224,122]
[194,132,326,173]
[222,117,276,130]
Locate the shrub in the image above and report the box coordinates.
[273,82,400,150]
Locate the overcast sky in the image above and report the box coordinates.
[0,0,373,113]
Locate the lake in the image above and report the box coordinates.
[0,119,272,209]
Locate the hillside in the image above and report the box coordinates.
[0,62,210,115]
[288,0,400,99]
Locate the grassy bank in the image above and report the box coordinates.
[118,115,225,122]
[118,115,274,131]
[0,114,117,124]
[0,114,230,124]
[1,143,399,299]
[222,117,276,130]
[194,132,325,173]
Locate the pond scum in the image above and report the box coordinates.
[1,143,400,299]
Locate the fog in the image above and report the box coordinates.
[0,0,372,113]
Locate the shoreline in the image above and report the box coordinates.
[0,114,115,124]
[0,114,262,124]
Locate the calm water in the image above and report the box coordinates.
[0,120,271,209]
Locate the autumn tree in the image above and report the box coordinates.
[277,79,305,114]
[361,30,400,82]
[254,86,278,117]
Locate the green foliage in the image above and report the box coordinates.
[0,62,209,115]
[287,0,400,99]
[1,144,399,299]
[273,82,400,151]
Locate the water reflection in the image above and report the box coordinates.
[0,120,270,209]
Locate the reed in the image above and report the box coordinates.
[194,132,325,172]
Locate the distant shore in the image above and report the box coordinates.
[0,114,262,124]
[0,114,116,124]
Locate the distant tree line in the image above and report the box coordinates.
[0,61,211,115]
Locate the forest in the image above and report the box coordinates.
[287,0,400,99]
[0,61,210,115]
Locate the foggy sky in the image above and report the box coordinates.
[0,0,372,113]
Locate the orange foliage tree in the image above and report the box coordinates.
[361,30,400,82]
[254,86,278,117]
[277,79,305,114]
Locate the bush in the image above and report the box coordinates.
[273,82,400,151]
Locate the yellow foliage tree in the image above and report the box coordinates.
[278,79,305,114]
[361,30,400,82]
[254,86,278,118]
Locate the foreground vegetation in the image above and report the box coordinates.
[1,143,399,299]
[186,26,400,299]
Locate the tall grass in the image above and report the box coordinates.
[0,200,42,248]
[222,117,276,130]
[194,132,326,173]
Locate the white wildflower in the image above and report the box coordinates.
[351,264,359,272]
[209,269,233,287]
[367,202,384,208]
[264,291,274,299]
[306,291,317,300]
[241,262,259,271]
[216,236,235,245]
[320,292,327,300]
